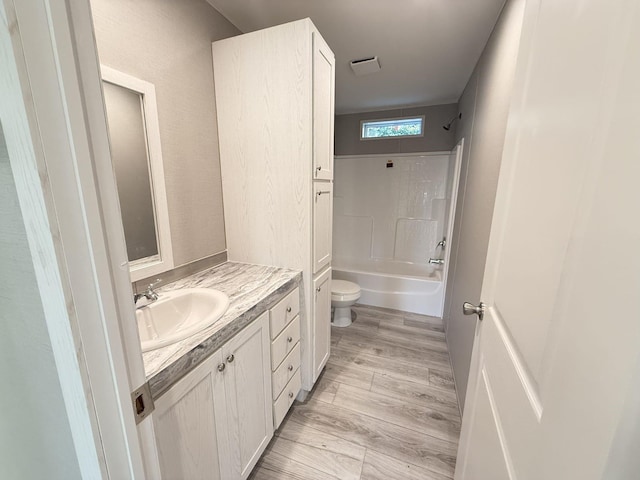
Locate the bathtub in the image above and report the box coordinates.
[332,258,444,317]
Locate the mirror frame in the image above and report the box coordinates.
[101,65,174,282]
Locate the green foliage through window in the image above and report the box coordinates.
[361,117,424,139]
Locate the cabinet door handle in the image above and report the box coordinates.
[288,391,294,399]
[288,364,294,372]
[287,336,293,343]
[316,287,321,292]
[316,166,322,171]
[316,190,330,197]
[226,354,235,363]
[217,363,226,372]
[286,306,292,313]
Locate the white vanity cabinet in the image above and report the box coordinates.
[153,349,225,480]
[213,18,335,393]
[153,312,273,480]
[313,268,331,380]
[313,35,335,181]
[313,183,333,274]
[269,287,302,428]
[217,313,274,479]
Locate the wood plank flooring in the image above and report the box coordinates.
[249,304,460,480]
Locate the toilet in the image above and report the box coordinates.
[331,279,361,327]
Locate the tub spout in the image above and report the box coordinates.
[428,258,444,266]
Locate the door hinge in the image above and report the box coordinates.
[131,381,155,424]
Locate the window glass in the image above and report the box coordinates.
[361,116,424,139]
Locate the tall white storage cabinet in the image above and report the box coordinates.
[212,18,335,393]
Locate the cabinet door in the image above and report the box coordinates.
[312,31,335,180]
[313,267,332,382]
[153,350,225,480]
[313,182,333,274]
[218,312,273,479]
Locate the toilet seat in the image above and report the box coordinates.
[331,279,361,302]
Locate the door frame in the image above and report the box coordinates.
[1,0,157,477]
[440,138,464,317]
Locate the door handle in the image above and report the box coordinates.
[463,302,486,321]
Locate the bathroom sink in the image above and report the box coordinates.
[136,288,230,352]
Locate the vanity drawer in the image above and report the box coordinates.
[273,371,301,429]
[271,316,300,370]
[270,287,300,339]
[272,344,301,400]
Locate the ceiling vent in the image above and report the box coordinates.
[349,56,381,76]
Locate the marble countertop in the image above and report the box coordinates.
[143,261,301,398]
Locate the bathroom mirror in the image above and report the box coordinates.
[101,66,173,282]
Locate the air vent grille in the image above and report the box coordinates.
[349,56,381,76]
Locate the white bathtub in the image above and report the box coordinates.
[332,258,444,317]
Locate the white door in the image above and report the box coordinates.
[312,31,335,181]
[153,350,224,479]
[217,313,273,479]
[313,182,333,273]
[455,0,640,478]
[313,267,332,382]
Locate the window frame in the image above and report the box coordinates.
[359,115,425,141]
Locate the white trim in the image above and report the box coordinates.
[0,4,104,476]
[102,65,155,98]
[360,115,425,141]
[69,1,162,475]
[1,0,153,477]
[101,65,174,282]
[480,368,518,479]
[439,138,464,317]
[491,305,543,420]
[335,150,452,160]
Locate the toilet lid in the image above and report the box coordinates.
[332,279,360,295]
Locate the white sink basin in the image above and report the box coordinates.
[136,288,230,352]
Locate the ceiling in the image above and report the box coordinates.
[206,0,506,115]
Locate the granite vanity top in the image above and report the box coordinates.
[143,261,301,398]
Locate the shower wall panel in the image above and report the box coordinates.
[333,153,450,267]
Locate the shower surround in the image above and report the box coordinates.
[332,151,456,316]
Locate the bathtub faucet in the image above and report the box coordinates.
[428,258,445,266]
[436,238,446,249]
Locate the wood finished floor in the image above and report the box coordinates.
[249,304,460,480]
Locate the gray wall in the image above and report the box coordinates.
[334,103,458,156]
[444,0,525,409]
[0,130,82,479]
[91,0,240,267]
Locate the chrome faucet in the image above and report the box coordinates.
[428,258,445,266]
[436,238,447,249]
[134,280,161,308]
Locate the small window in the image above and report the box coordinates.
[360,116,424,140]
